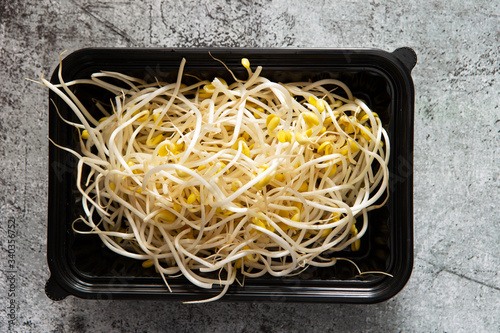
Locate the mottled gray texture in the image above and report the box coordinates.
[0,0,499,332]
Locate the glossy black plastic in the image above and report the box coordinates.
[46,48,415,303]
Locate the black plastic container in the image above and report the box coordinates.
[46,48,416,303]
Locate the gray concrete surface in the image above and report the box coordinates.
[1,0,499,332]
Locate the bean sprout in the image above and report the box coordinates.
[43,55,390,302]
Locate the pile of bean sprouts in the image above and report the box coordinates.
[43,55,389,302]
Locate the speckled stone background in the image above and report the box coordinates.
[1,0,499,332]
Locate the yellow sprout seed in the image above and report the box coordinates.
[157,211,176,223]
[277,222,290,231]
[295,132,309,145]
[127,161,142,175]
[187,192,198,205]
[318,141,332,155]
[265,114,276,127]
[241,141,251,157]
[308,96,317,107]
[215,162,226,174]
[215,77,228,87]
[198,92,212,99]
[360,126,372,140]
[278,210,289,218]
[255,174,273,191]
[321,228,332,238]
[176,169,190,178]
[231,137,245,150]
[252,218,266,229]
[147,134,164,146]
[266,114,280,132]
[241,58,250,69]
[234,258,242,269]
[142,259,154,268]
[328,163,337,176]
[332,100,343,108]
[175,142,184,151]
[291,212,301,222]
[317,99,325,113]
[242,246,258,262]
[341,140,359,155]
[203,83,216,93]
[158,145,169,157]
[360,112,379,122]
[275,173,285,182]
[349,140,359,153]
[137,111,149,122]
[308,96,326,112]
[351,239,361,251]
[81,129,89,140]
[339,115,349,126]
[231,180,242,192]
[303,112,319,127]
[278,130,292,143]
[173,203,182,213]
